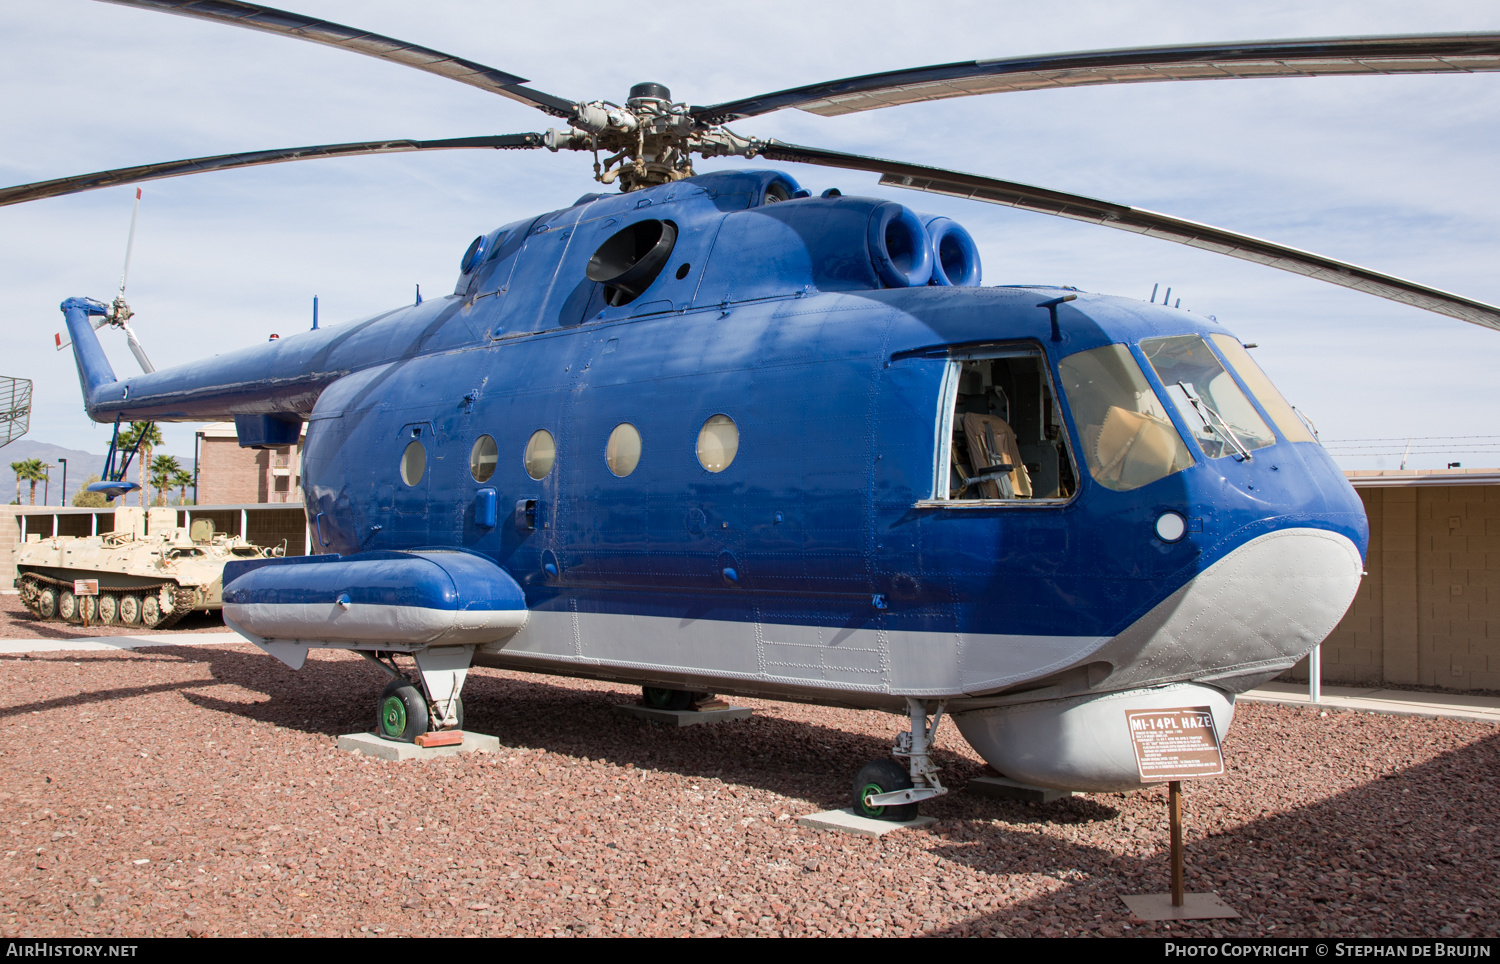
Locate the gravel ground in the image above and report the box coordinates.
[0,592,229,639]
[0,642,1496,938]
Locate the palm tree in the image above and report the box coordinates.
[118,422,163,507]
[148,454,180,507]
[14,458,47,505]
[170,467,194,505]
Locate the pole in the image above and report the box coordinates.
[1169,780,1184,907]
[1309,644,1322,704]
[57,459,66,508]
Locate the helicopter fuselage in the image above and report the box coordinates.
[61,169,1367,791]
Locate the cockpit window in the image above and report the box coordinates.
[935,345,1077,503]
[1209,335,1317,445]
[1141,335,1275,460]
[1058,344,1193,491]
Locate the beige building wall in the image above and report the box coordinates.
[1282,471,1500,692]
[196,423,303,506]
[0,509,17,592]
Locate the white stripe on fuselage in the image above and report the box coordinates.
[227,527,1362,709]
[480,527,1362,702]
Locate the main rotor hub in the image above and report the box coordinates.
[549,83,762,193]
[627,82,672,107]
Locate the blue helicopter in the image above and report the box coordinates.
[11,0,1500,818]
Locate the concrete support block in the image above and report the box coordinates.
[613,702,753,727]
[967,775,1075,804]
[337,731,499,762]
[796,808,936,838]
[1122,892,1240,922]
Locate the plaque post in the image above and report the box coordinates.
[1120,706,1239,921]
[1169,780,1184,907]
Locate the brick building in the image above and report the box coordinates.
[195,422,304,505]
[1283,468,1500,691]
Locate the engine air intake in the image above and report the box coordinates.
[587,218,679,306]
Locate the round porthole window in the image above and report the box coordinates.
[470,434,497,482]
[1156,511,1187,543]
[400,439,426,486]
[606,423,642,477]
[696,414,739,473]
[523,429,556,480]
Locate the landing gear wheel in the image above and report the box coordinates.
[118,595,141,626]
[377,679,429,743]
[97,594,118,626]
[36,588,57,620]
[853,760,917,822]
[59,591,76,623]
[140,595,162,628]
[642,686,694,711]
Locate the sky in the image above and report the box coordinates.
[2,0,1500,470]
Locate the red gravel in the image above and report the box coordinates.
[0,592,229,638]
[0,642,1495,938]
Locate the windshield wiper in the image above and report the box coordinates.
[1177,381,1252,461]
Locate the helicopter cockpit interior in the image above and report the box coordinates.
[941,346,1077,503]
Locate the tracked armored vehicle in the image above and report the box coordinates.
[15,507,284,629]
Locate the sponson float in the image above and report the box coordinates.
[18,2,1500,819]
[222,551,528,736]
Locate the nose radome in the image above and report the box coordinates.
[949,527,1364,792]
[1090,527,1364,694]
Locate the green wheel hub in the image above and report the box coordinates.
[858,782,886,818]
[381,695,408,737]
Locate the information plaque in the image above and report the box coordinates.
[1125,705,1224,782]
[73,579,98,596]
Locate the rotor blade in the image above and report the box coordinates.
[757,141,1500,331]
[0,134,546,207]
[94,0,576,118]
[119,187,142,299]
[120,322,156,375]
[698,33,1500,121]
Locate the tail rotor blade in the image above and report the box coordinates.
[120,322,155,374]
[119,187,142,299]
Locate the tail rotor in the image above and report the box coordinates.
[55,188,155,374]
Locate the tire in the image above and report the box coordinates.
[377,680,429,743]
[853,760,917,822]
[97,594,118,626]
[119,595,141,626]
[642,686,693,711]
[37,588,57,620]
[140,594,162,628]
[59,591,76,623]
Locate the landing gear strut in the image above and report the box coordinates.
[853,698,949,821]
[364,646,474,743]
